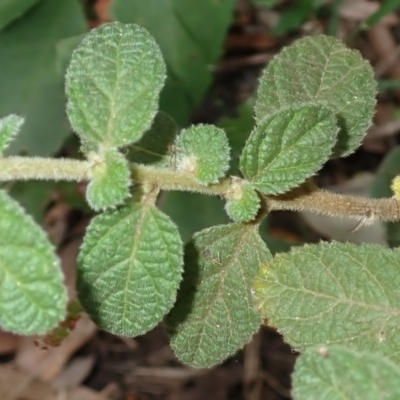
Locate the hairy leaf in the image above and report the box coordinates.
[111,0,235,124]
[255,35,377,157]
[175,124,230,184]
[0,0,86,156]
[0,190,67,334]
[0,115,24,153]
[240,105,338,194]
[293,346,400,400]
[129,111,178,166]
[167,223,272,368]
[254,242,400,362]
[77,203,183,336]
[0,0,39,31]
[86,148,131,211]
[66,22,166,149]
[225,180,260,222]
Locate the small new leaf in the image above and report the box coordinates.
[225,180,260,222]
[255,35,377,157]
[254,242,400,363]
[240,105,338,194]
[175,124,230,184]
[293,346,400,400]
[167,223,272,368]
[77,203,183,337]
[86,148,131,211]
[0,115,24,153]
[66,22,166,149]
[0,190,67,335]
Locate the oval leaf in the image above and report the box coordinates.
[86,148,131,211]
[175,124,231,184]
[0,190,67,334]
[167,223,272,368]
[254,242,400,362]
[225,180,260,222]
[255,35,377,157]
[240,105,339,194]
[66,22,166,148]
[293,346,400,400]
[77,203,183,336]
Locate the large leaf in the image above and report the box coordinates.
[255,35,377,157]
[77,203,183,336]
[254,242,400,362]
[293,346,400,400]
[0,190,67,334]
[0,0,39,31]
[240,105,339,194]
[167,223,272,368]
[110,0,236,124]
[66,22,166,149]
[0,0,86,156]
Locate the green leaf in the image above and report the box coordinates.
[0,190,67,335]
[86,148,131,211]
[364,0,400,27]
[0,115,24,153]
[370,146,400,247]
[0,0,39,31]
[175,124,230,184]
[0,0,86,156]
[128,111,178,166]
[255,35,377,157]
[66,22,166,149]
[162,192,230,243]
[55,34,84,77]
[254,242,400,362]
[225,179,260,222]
[240,105,339,195]
[110,0,236,125]
[293,346,400,400]
[167,223,272,368]
[77,203,183,336]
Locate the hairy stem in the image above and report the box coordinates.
[0,157,399,223]
[0,157,92,181]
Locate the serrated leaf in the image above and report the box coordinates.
[255,35,377,157]
[128,111,178,166]
[225,180,260,222]
[86,148,131,211]
[175,124,230,184]
[77,203,183,336]
[0,0,86,156]
[0,190,67,335]
[254,242,400,362]
[167,223,272,368]
[0,115,24,153]
[111,0,235,125]
[66,22,166,149]
[240,105,338,194]
[293,346,400,400]
[0,0,39,31]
